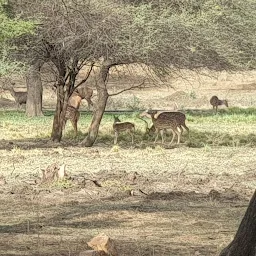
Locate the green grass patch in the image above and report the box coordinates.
[1,108,256,148]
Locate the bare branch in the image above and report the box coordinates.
[109,80,147,97]
[72,62,94,92]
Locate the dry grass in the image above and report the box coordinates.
[1,76,256,255]
[0,136,255,255]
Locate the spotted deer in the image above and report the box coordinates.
[141,110,181,144]
[63,87,93,136]
[63,105,80,136]
[210,96,228,114]
[3,83,27,108]
[140,110,189,136]
[113,116,135,145]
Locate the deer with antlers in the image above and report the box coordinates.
[140,110,185,144]
[140,110,189,137]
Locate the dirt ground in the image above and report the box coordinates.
[1,70,256,256]
[0,145,255,256]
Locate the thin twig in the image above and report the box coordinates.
[109,80,147,97]
[72,62,94,93]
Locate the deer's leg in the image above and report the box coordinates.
[154,128,159,143]
[179,125,183,135]
[160,129,165,144]
[131,127,135,144]
[176,130,181,144]
[114,131,118,144]
[182,123,189,134]
[70,119,78,137]
[62,118,67,131]
[169,129,176,145]
[71,112,80,137]
[131,131,134,144]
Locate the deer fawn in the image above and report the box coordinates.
[113,116,135,145]
[210,96,228,114]
[142,110,181,145]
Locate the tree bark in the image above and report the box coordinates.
[25,59,44,117]
[81,61,111,147]
[50,57,70,142]
[51,79,67,142]
[219,190,256,256]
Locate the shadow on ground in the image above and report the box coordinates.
[0,188,247,256]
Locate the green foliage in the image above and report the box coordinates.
[16,0,256,77]
[195,0,256,70]
[123,0,256,72]
[0,0,35,76]
[0,15,34,42]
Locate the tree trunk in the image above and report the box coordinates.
[25,60,44,117]
[51,78,70,142]
[81,61,111,147]
[50,57,78,142]
[219,190,256,256]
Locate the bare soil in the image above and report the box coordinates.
[0,145,255,256]
[1,70,256,255]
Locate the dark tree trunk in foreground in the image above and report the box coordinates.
[81,61,111,147]
[220,190,256,256]
[50,56,72,142]
[25,60,44,117]
[51,78,68,142]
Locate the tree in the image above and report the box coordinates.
[25,59,44,116]
[0,0,34,77]
[0,0,37,116]
[12,0,256,144]
[219,190,256,256]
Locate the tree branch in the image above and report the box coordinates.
[72,62,94,93]
[109,80,147,97]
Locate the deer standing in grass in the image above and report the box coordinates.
[63,87,93,136]
[141,110,182,144]
[140,110,189,136]
[113,116,135,145]
[210,96,228,114]
[3,83,27,109]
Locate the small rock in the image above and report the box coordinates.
[87,234,118,256]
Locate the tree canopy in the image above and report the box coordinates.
[0,0,34,76]
[3,0,256,77]
[9,0,256,76]
[6,0,256,142]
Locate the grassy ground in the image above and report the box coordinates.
[0,108,256,255]
[1,107,256,147]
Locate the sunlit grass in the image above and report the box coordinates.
[1,108,256,147]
